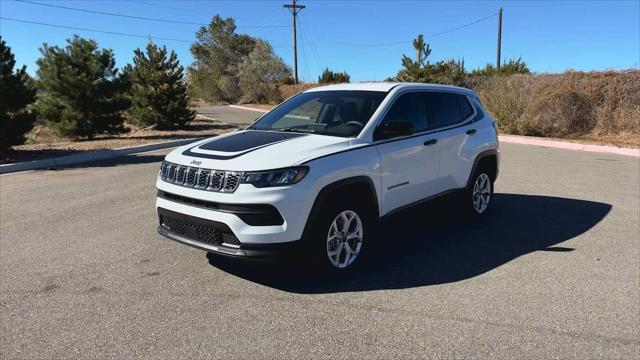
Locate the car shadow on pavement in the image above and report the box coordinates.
[207,193,612,294]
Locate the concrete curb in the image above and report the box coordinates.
[499,135,639,157]
[228,104,269,113]
[0,138,202,175]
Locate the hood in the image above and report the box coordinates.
[165,130,355,171]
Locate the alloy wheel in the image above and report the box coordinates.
[326,210,363,268]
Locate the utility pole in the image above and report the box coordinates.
[284,0,305,84]
[496,7,503,69]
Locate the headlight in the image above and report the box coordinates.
[241,167,309,188]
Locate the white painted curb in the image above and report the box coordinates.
[228,104,269,113]
[0,138,202,174]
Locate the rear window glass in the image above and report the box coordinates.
[425,92,463,129]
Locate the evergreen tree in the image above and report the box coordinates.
[35,35,127,138]
[396,35,432,82]
[0,37,37,148]
[318,68,351,84]
[125,41,194,129]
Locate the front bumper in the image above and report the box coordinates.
[157,207,301,259]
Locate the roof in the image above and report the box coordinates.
[304,82,476,95]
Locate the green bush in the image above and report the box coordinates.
[0,37,37,148]
[318,68,351,84]
[35,35,128,138]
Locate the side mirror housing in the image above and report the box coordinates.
[373,120,414,141]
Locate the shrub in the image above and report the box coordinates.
[473,71,640,141]
[35,35,128,138]
[318,68,351,84]
[125,41,194,129]
[0,37,37,148]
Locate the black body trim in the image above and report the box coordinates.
[157,207,299,259]
[158,190,284,226]
[465,149,499,187]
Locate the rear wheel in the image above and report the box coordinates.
[464,169,494,216]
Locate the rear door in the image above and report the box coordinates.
[374,92,441,215]
[424,92,478,190]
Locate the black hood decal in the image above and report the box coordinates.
[183,130,308,160]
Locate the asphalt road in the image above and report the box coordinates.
[1,112,639,358]
[197,105,262,127]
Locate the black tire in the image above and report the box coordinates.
[462,167,495,217]
[304,195,374,273]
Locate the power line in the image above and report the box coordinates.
[15,0,289,28]
[0,17,193,43]
[308,12,498,47]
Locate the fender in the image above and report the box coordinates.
[466,149,499,187]
[300,176,379,244]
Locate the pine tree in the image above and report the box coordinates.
[125,41,194,129]
[396,35,432,82]
[35,35,127,139]
[0,37,37,148]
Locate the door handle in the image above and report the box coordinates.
[466,129,477,135]
[423,139,438,146]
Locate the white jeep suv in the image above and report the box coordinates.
[156,83,499,270]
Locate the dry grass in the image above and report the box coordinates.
[474,71,640,146]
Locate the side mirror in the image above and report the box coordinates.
[373,120,414,141]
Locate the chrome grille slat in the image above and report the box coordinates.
[209,170,225,191]
[175,166,187,185]
[185,167,198,187]
[222,172,242,192]
[160,161,242,193]
[195,169,210,189]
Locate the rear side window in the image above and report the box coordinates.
[458,95,474,119]
[379,92,428,132]
[425,92,464,129]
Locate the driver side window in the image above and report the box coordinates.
[378,92,428,136]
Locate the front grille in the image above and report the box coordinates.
[159,161,243,193]
[159,212,241,247]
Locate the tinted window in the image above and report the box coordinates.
[378,92,428,133]
[458,95,474,119]
[425,92,463,129]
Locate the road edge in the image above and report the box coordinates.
[499,135,639,157]
[0,138,202,175]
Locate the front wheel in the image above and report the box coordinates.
[307,198,373,272]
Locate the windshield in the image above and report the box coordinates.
[248,90,387,137]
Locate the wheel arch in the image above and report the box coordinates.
[300,176,380,244]
[466,149,499,187]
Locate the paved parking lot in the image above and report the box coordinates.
[1,134,639,358]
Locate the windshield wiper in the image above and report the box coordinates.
[275,127,316,133]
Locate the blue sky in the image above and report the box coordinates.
[1,0,638,82]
